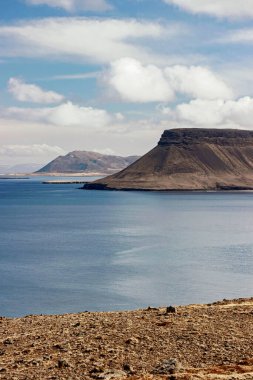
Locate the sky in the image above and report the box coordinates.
[1,0,253,165]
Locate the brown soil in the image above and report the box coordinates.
[0,298,253,379]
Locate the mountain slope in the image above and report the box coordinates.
[84,128,253,190]
[36,151,139,174]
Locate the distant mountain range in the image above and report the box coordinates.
[84,128,253,191]
[36,151,140,174]
[0,163,43,175]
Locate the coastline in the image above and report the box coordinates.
[0,172,105,178]
[0,297,252,379]
[30,172,106,177]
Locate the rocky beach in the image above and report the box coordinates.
[0,298,252,379]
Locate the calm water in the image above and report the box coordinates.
[0,177,253,317]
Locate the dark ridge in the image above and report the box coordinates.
[158,128,253,146]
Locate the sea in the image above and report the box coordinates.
[0,176,253,317]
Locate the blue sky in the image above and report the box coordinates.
[1,0,253,165]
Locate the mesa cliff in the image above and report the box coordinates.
[83,128,253,191]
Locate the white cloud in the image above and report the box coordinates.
[170,97,253,127]
[0,144,66,157]
[220,28,253,44]
[164,65,233,100]
[0,18,171,64]
[105,58,233,103]
[8,77,64,104]
[25,0,112,12]
[163,0,253,19]
[49,71,100,80]
[2,101,113,128]
[107,58,174,103]
[218,65,253,98]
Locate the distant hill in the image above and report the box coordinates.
[84,128,253,191]
[0,163,43,174]
[36,151,139,174]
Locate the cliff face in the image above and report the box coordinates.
[36,151,139,174]
[84,128,253,191]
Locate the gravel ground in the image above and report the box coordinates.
[0,298,252,380]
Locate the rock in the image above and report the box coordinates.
[122,363,133,374]
[156,321,171,326]
[31,360,39,366]
[53,344,65,351]
[125,337,139,345]
[57,359,70,368]
[92,370,127,379]
[166,306,176,314]
[145,306,158,311]
[3,338,13,345]
[152,358,182,375]
[89,366,103,376]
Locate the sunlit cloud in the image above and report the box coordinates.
[0,143,66,157]
[0,18,179,64]
[164,96,253,128]
[2,101,113,128]
[8,77,64,104]
[219,28,253,44]
[105,58,233,103]
[163,0,253,19]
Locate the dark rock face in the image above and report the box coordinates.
[83,128,253,191]
[36,151,139,174]
[158,128,253,146]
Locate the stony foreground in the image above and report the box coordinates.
[0,298,253,380]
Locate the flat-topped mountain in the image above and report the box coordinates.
[84,128,253,191]
[36,151,139,174]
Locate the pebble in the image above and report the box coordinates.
[152,358,182,374]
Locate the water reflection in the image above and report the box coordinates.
[0,180,253,316]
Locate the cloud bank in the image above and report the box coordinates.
[8,78,64,104]
[3,101,114,128]
[164,96,253,128]
[0,18,171,64]
[0,144,65,157]
[106,58,233,103]
[107,58,174,102]
[163,0,253,19]
[221,28,253,44]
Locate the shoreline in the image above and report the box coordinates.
[1,297,252,379]
[31,172,106,177]
[0,172,105,179]
[42,180,90,184]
